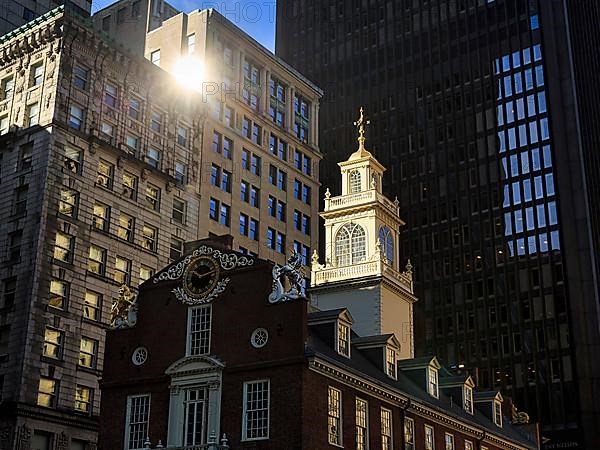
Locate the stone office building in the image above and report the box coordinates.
[0,7,203,448]
[0,0,91,37]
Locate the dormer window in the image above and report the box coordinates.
[385,347,397,379]
[337,322,350,357]
[427,366,439,398]
[493,400,503,427]
[463,385,473,414]
[350,170,361,193]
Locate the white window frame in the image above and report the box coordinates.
[463,385,473,414]
[428,366,439,398]
[381,407,393,450]
[187,305,212,356]
[182,387,209,446]
[445,432,455,450]
[404,417,415,450]
[336,321,350,358]
[493,400,503,427]
[242,379,270,441]
[328,386,342,446]
[465,441,474,450]
[425,424,435,450]
[125,394,151,450]
[385,347,397,379]
[355,397,369,450]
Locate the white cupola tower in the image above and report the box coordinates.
[311,108,417,359]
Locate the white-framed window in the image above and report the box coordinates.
[187,33,196,54]
[428,366,439,398]
[69,104,84,130]
[327,386,342,446]
[335,223,366,266]
[337,321,350,357]
[350,169,361,193]
[31,62,44,87]
[385,347,397,379]
[125,394,151,450]
[187,305,211,356]
[465,441,474,450]
[404,417,415,450]
[445,433,454,450]
[425,424,435,450]
[147,147,160,169]
[150,49,160,66]
[355,397,369,450]
[242,380,270,441]
[28,102,39,126]
[0,115,9,135]
[1,76,14,100]
[493,400,503,427]
[463,385,473,414]
[183,388,208,445]
[381,407,393,450]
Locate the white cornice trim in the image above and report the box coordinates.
[309,357,532,450]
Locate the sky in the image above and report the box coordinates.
[91,0,276,51]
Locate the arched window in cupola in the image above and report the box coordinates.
[379,226,394,264]
[335,223,366,266]
[349,170,361,193]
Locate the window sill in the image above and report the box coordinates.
[241,437,270,442]
[77,365,101,376]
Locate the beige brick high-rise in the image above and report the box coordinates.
[0,7,202,447]
[144,8,323,270]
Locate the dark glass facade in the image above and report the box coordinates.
[276,1,600,448]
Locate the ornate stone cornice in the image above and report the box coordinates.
[308,357,409,407]
[0,12,62,67]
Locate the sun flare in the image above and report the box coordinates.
[173,56,205,91]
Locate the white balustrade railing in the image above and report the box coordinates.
[324,189,399,216]
[312,259,412,292]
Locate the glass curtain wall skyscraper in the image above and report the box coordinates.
[276,1,600,448]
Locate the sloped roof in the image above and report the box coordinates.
[306,331,537,449]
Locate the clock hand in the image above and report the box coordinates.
[192,269,216,281]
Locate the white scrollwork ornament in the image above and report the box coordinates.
[269,252,304,303]
[152,246,254,284]
[172,277,230,305]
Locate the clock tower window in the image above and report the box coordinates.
[335,223,366,266]
[378,226,394,264]
[349,170,361,193]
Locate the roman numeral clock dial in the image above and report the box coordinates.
[182,256,220,299]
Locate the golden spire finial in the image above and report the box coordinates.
[353,107,370,150]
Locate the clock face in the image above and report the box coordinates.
[182,256,220,298]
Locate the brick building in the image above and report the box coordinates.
[99,234,537,450]
[99,133,537,450]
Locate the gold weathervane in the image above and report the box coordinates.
[354,107,370,149]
